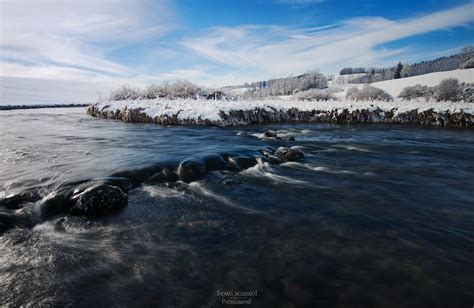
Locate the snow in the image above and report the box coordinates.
[228,87,250,95]
[93,97,473,125]
[371,69,474,97]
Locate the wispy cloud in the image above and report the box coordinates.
[0,0,176,103]
[182,2,473,80]
[1,0,473,103]
[0,0,174,79]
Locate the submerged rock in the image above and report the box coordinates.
[112,166,162,187]
[146,168,179,183]
[263,130,279,138]
[202,155,227,171]
[178,160,207,183]
[70,183,128,216]
[0,190,42,210]
[275,147,305,161]
[285,149,304,161]
[228,156,259,170]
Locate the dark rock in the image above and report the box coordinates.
[275,147,304,161]
[267,155,285,164]
[0,190,42,209]
[286,135,295,141]
[0,212,15,233]
[228,156,258,170]
[40,185,78,218]
[177,160,207,183]
[202,155,227,171]
[70,183,127,216]
[103,177,134,193]
[284,149,304,161]
[263,130,279,138]
[0,211,35,233]
[146,168,179,183]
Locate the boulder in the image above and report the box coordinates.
[284,149,304,161]
[275,147,305,162]
[0,190,42,210]
[228,156,258,170]
[146,168,179,183]
[177,160,207,183]
[202,155,227,171]
[70,183,127,216]
[263,130,279,138]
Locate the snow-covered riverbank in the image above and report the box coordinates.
[87,99,473,127]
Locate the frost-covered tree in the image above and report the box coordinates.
[109,84,143,101]
[398,85,434,100]
[434,78,461,101]
[401,64,411,78]
[294,88,341,101]
[460,45,474,69]
[398,79,473,102]
[244,72,327,98]
[346,85,392,101]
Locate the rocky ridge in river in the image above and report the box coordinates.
[0,146,304,234]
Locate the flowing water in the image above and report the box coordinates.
[1,108,473,307]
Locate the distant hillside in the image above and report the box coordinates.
[371,68,474,98]
[222,72,327,98]
[341,46,474,84]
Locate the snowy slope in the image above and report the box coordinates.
[371,69,474,97]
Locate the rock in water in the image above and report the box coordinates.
[177,160,207,183]
[228,156,259,170]
[70,183,127,216]
[275,147,305,161]
[146,168,179,183]
[202,155,227,171]
[0,190,42,209]
[263,130,279,138]
[285,149,304,161]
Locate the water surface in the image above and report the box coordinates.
[1,108,473,307]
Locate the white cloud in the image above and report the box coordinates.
[0,0,175,103]
[1,0,473,103]
[182,3,474,80]
[0,0,174,79]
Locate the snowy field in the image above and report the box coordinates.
[371,68,473,97]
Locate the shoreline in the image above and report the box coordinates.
[0,104,88,111]
[87,99,474,127]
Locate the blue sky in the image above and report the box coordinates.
[0,0,473,104]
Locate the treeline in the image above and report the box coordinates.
[340,46,474,84]
[109,73,328,101]
[109,80,227,101]
[242,72,328,98]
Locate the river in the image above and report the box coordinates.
[1,107,473,307]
